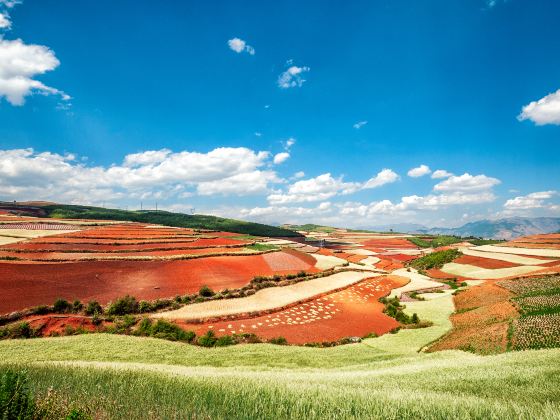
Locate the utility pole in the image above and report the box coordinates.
[155,202,158,211]
[140,202,143,211]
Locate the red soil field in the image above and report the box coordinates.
[361,238,417,249]
[178,275,408,344]
[2,241,202,252]
[384,253,418,262]
[425,268,472,282]
[0,251,316,314]
[453,255,520,269]
[0,247,250,261]
[0,223,78,230]
[26,315,103,336]
[375,259,404,271]
[29,238,201,244]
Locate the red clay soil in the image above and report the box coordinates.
[2,241,202,252]
[375,259,404,271]
[384,253,418,262]
[0,247,251,261]
[361,238,417,249]
[25,315,103,336]
[177,275,408,344]
[425,268,472,282]
[0,251,315,314]
[453,255,520,269]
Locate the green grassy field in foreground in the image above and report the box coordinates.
[1,291,559,419]
[1,335,560,419]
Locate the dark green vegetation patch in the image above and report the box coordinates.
[41,204,301,237]
[409,249,462,270]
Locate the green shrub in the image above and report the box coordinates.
[0,370,35,419]
[198,285,214,297]
[53,298,72,313]
[84,300,103,316]
[268,336,287,345]
[31,305,51,315]
[106,296,139,316]
[138,300,153,313]
[215,335,234,347]
[10,322,36,339]
[198,330,217,347]
[72,300,84,313]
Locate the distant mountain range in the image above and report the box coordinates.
[370,217,560,240]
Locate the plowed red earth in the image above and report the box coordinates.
[361,239,417,249]
[0,251,316,314]
[384,253,417,262]
[375,259,404,271]
[26,315,103,336]
[2,241,201,251]
[426,268,472,282]
[453,255,520,269]
[0,247,248,261]
[178,275,408,344]
[1,237,249,254]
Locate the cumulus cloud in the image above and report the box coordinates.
[362,169,399,189]
[518,89,560,126]
[431,169,453,179]
[273,152,290,165]
[268,169,398,205]
[504,191,558,210]
[407,164,431,178]
[353,120,368,129]
[0,147,280,203]
[268,173,359,204]
[227,37,255,55]
[0,12,10,29]
[0,38,70,105]
[433,173,500,192]
[278,65,310,89]
[293,171,305,179]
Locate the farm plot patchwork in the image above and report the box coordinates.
[178,275,407,344]
[0,222,318,314]
[498,275,560,350]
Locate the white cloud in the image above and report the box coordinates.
[0,1,21,7]
[431,169,453,179]
[278,65,310,89]
[362,169,399,189]
[518,89,560,125]
[407,164,431,178]
[273,152,290,164]
[0,147,280,203]
[504,191,558,210]
[268,169,398,205]
[268,173,360,204]
[285,137,296,149]
[353,121,368,129]
[0,38,70,105]
[293,171,305,179]
[433,173,500,192]
[254,132,262,137]
[0,12,10,29]
[227,37,255,55]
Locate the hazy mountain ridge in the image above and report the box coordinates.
[370,217,560,240]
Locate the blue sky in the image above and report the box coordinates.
[0,0,559,228]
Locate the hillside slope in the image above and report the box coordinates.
[0,202,300,237]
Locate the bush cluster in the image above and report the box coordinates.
[379,296,420,325]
